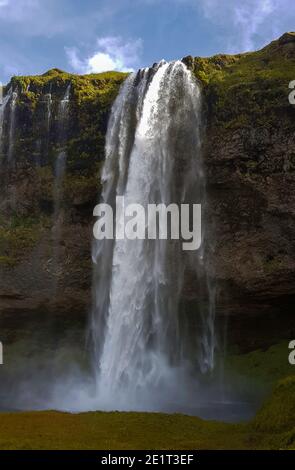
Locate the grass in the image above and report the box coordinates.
[11,68,127,100]
[253,375,295,433]
[0,351,294,450]
[0,410,279,450]
[4,68,127,178]
[0,340,293,449]
[193,35,295,130]
[225,341,294,387]
[0,391,293,451]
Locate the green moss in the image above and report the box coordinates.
[0,215,49,263]
[64,172,99,193]
[5,36,295,182]
[193,36,295,130]
[0,385,294,450]
[35,164,101,207]
[0,226,38,256]
[264,257,283,274]
[252,376,295,434]
[225,341,294,387]
[0,411,259,450]
[36,166,54,201]
[5,68,127,178]
[0,255,17,267]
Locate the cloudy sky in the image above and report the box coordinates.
[0,0,294,82]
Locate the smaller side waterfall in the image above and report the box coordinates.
[46,93,52,130]
[0,87,12,158]
[54,85,71,178]
[44,92,52,159]
[7,90,18,165]
[52,84,71,283]
[53,84,71,209]
[59,84,71,121]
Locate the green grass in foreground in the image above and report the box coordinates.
[0,341,294,450]
[0,411,248,450]
[0,375,294,450]
[0,408,290,450]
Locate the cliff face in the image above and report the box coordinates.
[0,34,295,349]
[195,33,295,346]
[0,69,126,322]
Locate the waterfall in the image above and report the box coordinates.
[0,87,12,158]
[45,91,52,132]
[54,84,71,198]
[0,88,18,210]
[52,84,71,281]
[40,91,52,162]
[7,90,18,165]
[91,61,216,411]
[58,83,71,123]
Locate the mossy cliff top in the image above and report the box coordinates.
[9,68,127,103]
[4,31,294,174]
[0,69,127,270]
[1,32,294,230]
[183,32,295,130]
[2,68,127,177]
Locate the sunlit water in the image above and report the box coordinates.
[0,64,261,422]
[90,61,216,411]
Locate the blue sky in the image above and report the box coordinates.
[0,0,294,82]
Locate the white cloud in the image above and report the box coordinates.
[198,0,295,52]
[88,53,122,73]
[65,36,143,74]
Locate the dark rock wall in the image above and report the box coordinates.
[197,33,295,346]
[0,70,126,321]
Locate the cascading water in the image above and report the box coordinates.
[53,84,71,209]
[91,61,216,411]
[46,89,52,132]
[0,88,19,211]
[52,84,71,282]
[0,87,12,158]
[43,91,52,161]
[0,65,255,423]
[7,90,18,165]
